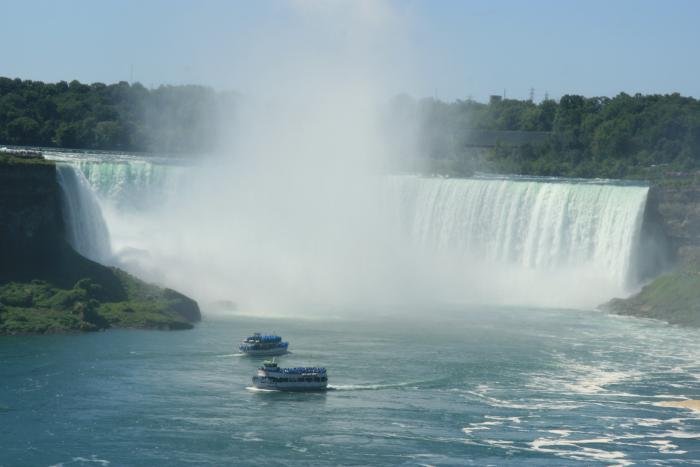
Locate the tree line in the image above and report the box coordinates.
[0,77,236,153]
[2,76,700,178]
[401,92,700,178]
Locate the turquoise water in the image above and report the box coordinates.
[1,307,699,466]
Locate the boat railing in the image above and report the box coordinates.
[239,341,288,351]
[264,367,326,374]
[243,334,283,343]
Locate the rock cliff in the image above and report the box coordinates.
[604,179,700,326]
[0,153,201,334]
[0,155,63,281]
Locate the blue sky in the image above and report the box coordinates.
[1,0,698,102]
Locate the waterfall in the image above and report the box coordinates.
[388,176,649,299]
[45,152,187,211]
[50,151,654,308]
[72,159,185,210]
[56,164,112,263]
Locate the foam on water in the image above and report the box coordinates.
[328,382,411,391]
[245,386,278,393]
[530,434,633,466]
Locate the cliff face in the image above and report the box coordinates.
[0,157,63,280]
[0,154,201,334]
[604,181,700,326]
[648,183,700,266]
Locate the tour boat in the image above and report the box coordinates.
[251,360,328,391]
[239,332,289,356]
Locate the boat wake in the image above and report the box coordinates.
[245,386,278,393]
[328,382,414,391]
[48,455,111,467]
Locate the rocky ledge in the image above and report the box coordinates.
[602,269,700,327]
[603,177,700,327]
[0,152,201,335]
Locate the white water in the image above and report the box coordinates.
[55,164,112,263]
[49,153,650,311]
[388,175,649,305]
[47,153,186,211]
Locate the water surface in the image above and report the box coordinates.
[1,307,699,466]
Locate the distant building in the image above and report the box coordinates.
[489,95,503,104]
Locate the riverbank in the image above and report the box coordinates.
[603,270,700,327]
[602,175,700,326]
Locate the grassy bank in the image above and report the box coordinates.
[0,267,200,335]
[604,271,700,326]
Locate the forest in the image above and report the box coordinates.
[408,92,700,178]
[2,76,700,178]
[0,77,236,153]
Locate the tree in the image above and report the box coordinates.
[7,116,40,145]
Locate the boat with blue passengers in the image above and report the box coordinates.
[239,332,289,356]
[252,360,328,391]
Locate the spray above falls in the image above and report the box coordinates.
[53,153,653,311]
[41,2,657,313]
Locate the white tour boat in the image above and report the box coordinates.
[239,333,289,356]
[251,360,328,391]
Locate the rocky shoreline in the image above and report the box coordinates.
[603,177,700,327]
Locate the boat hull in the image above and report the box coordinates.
[252,377,328,392]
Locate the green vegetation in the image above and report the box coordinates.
[0,155,201,335]
[603,248,700,327]
[397,93,700,178]
[0,151,53,166]
[0,270,200,335]
[0,76,236,153]
[604,272,700,326]
[3,76,700,179]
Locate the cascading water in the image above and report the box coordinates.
[73,159,185,210]
[46,152,186,211]
[50,153,654,310]
[56,164,112,263]
[388,176,649,294]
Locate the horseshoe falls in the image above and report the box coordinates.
[48,152,652,311]
[387,176,650,308]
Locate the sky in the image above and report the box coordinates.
[1,0,699,102]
